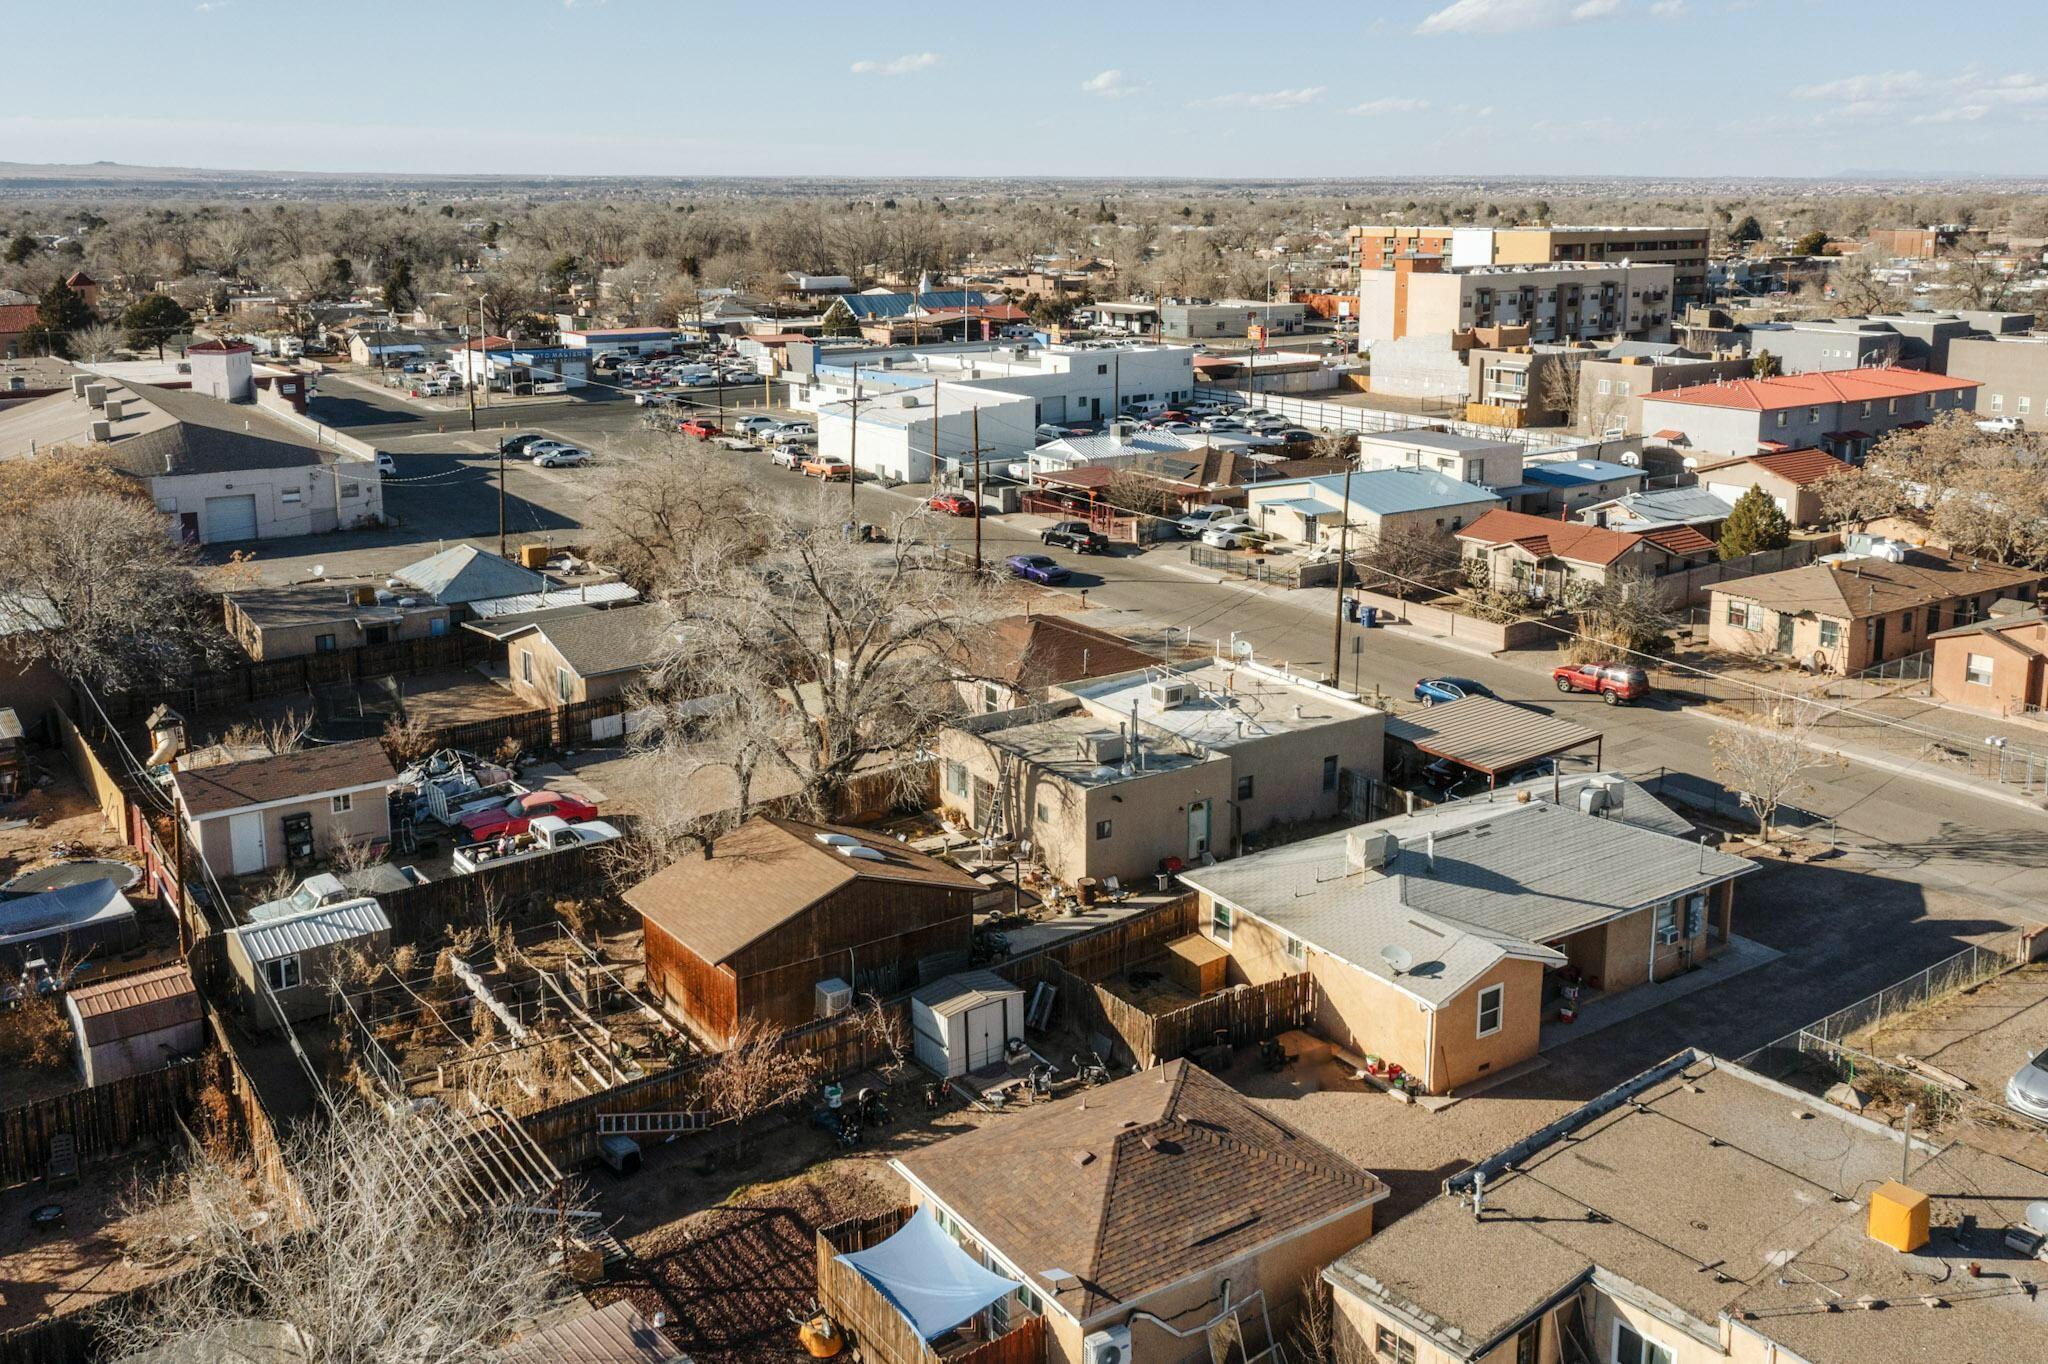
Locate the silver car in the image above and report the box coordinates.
[2007,1049,2048,1121]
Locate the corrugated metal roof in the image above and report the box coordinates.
[912,969,1021,1016]
[228,898,390,962]
[66,963,202,1045]
[467,582,641,618]
[1386,695,1601,775]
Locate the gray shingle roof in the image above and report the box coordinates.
[519,602,667,679]
[1181,793,1750,1008]
[393,545,548,605]
[107,382,337,478]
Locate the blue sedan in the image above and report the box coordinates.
[1005,554,1071,585]
[1413,677,1492,706]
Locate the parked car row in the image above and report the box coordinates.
[496,432,594,467]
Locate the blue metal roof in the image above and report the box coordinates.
[1255,467,1504,516]
[1270,497,1342,517]
[1520,459,1642,487]
[837,290,990,320]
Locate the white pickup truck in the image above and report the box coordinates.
[451,816,621,874]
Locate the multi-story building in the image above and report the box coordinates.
[1946,335,2048,427]
[1351,224,1710,302]
[1346,225,1454,272]
[1742,317,1904,374]
[1640,367,1980,464]
[1359,258,1676,348]
[1159,299,1307,342]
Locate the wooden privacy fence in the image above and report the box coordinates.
[373,839,616,946]
[90,632,493,722]
[818,1208,1046,1364]
[1140,972,1315,1068]
[0,1054,215,1190]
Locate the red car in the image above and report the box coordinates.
[928,492,979,516]
[1552,661,1650,705]
[459,790,600,842]
[677,418,722,439]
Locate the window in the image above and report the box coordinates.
[1285,935,1305,963]
[981,682,1004,714]
[1211,902,1233,946]
[341,483,359,498]
[1374,1325,1417,1364]
[1775,411,1788,429]
[1655,901,1681,945]
[1613,1321,1674,1364]
[330,792,352,815]
[2022,397,2034,416]
[1516,1324,1540,1364]
[557,667,573,702]
[1236,775,1255,801]
[1900,610,1914,633]
[264,955,301,992]
[1477,983,1504,1038]
[1322,755,1339,791]
[520,650,533,684]
[1819,619,1841,648]
[944,760,969,799]
[280,487,303,504]
[1805,406,1820,424]
[1991,393,2005,413]
[314,633,337,652]
[1966,652,1995,687]
[1094,818,1113,841]
[1597,379,1612,396]
[1726,599,1761,632]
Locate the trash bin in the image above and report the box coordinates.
[1361,605,1379,628]
[1077,877,1099,907]
[1344,598,1361,623]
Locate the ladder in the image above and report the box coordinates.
[596,1110,710,1137]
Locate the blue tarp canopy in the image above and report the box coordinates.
[838,1208,1023,1341]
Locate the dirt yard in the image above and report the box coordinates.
[585,1073,1004,1364]
[0,1151,191,1333]
[0,767,131,888]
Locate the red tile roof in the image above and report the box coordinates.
[1641,524,1717,556]
[1458,509,1676,567]
[1651,366,1979,412]
[0,304,41,335]
[1696,448,1852,486]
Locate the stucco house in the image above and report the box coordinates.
[1457,508,1715,596]
[1638,367,1979,465]
[1243,467,1503,547]
[1707,548,2043,674]
[1928,605,2048,716]
[172,739,396,876]
[1692,447,1851,528]
[491,601,667,708]
[1178,776,1752,1096]
[891,1059,1388,1364]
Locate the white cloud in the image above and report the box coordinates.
[1189,87,1325,110]
[850,52,941,77]
[561,0,607,8]
[1649,0,1687,15]
[1346,96,1430,115]
[193,1,229,10]
[1417,0,1628,35]
[1081,69,1147,99]
[1790,68,2048,125]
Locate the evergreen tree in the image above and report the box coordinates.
[33,278,95,356]
[1718,484,1792,560]
[122,293,192,360]
[1751,349,1782,379]
[1730,215,1763,244]
[1793,230,1830,257]
[381,257,417,313]
[3,232,37,265]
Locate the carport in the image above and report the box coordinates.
[1386,694,1602,789]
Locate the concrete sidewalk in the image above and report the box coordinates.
[1539,933,1784,1052]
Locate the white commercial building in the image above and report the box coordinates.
[808,340,1196,483]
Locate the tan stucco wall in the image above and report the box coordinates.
[230,603,449,660]
[191,789,391,873]
[1931,628,2044,716]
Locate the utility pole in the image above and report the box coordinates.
[848,362,861,518]
[973,406,983,571]
[930,378,942,489]
[1331,461,1354,681]
[466,296,479,433]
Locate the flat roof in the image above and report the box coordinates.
[973,707,1218,788]
[1063,659,1377,753]
[1384,694,1600,775]
[1328,1053,2048,1363]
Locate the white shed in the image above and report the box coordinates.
[911,970,1026,1079]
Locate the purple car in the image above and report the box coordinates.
[1005,554,1071,585]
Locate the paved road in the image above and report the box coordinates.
[289,389,2048,921]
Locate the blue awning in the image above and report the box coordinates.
[838,1208,1022,1341]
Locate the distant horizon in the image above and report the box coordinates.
[5,1,2045,181]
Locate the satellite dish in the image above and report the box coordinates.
[1233,639,1255,660]
[1380,944,1415,976]
[311,564,325,578]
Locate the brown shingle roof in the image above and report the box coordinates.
[1695,447,1851,486]
[896,1059,1385,1317]
[981,615,1158,694]
[1457,509,1659,567]
[1714,550,2043,620]
[65,963,201,1046]
[624,816,980,965]
[173,738,396,817]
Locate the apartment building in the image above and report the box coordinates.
[1352,224,1708,302]
[1640,367,1980,463]
[1346,225,1454,271]
[1947,335,2048,426]
[1359,258,1676,348]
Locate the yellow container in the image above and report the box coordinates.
[518,543,550,570]
[1867,1181,1929,1253]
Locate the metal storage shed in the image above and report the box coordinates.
[64,963,205,1086]
[911,970,1025,1079]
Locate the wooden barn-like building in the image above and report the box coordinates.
[624,816,981,1047]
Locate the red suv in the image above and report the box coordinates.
[929,492,979,517]
[1552,662,1650,705]
[677,418,721,439]
[459,791,600,842]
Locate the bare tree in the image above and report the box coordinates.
[104,1100,569,1363]
[1564,568,1682,659]
[1710,698,1842,843]
[69,321,125,362]
[1535,352,1585,429]
[1817,415,2048,568]
[695,1015,823,1143]
[324,835,384,893]
[1352,523,1459,602]
[848,994,910,1082]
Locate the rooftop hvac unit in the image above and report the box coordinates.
[103,399,124,421]
[1578,785,1610,816]
[89,419,111,442]
[1590,774,1625,811]
[85,384,107,408]
[1082,1325,1132,1364]
[1149,680,1189,709]
[815,977,854,1020]
[1347,827,1399,872]
[1082,732,1124,764]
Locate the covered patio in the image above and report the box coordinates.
[1386,694,1603,792]
[817,1207,1044,1364]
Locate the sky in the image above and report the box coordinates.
[2,0,2043,179]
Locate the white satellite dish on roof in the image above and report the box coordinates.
[1381,945,1414,976]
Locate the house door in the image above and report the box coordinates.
[1871,617,1886,660]
[227,812,267,875]
[1775,613,1795,654]
[177,512,200,544]
[1186,799,1212,863]
[971,776,994,831]
[966,1002,1006,1070]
